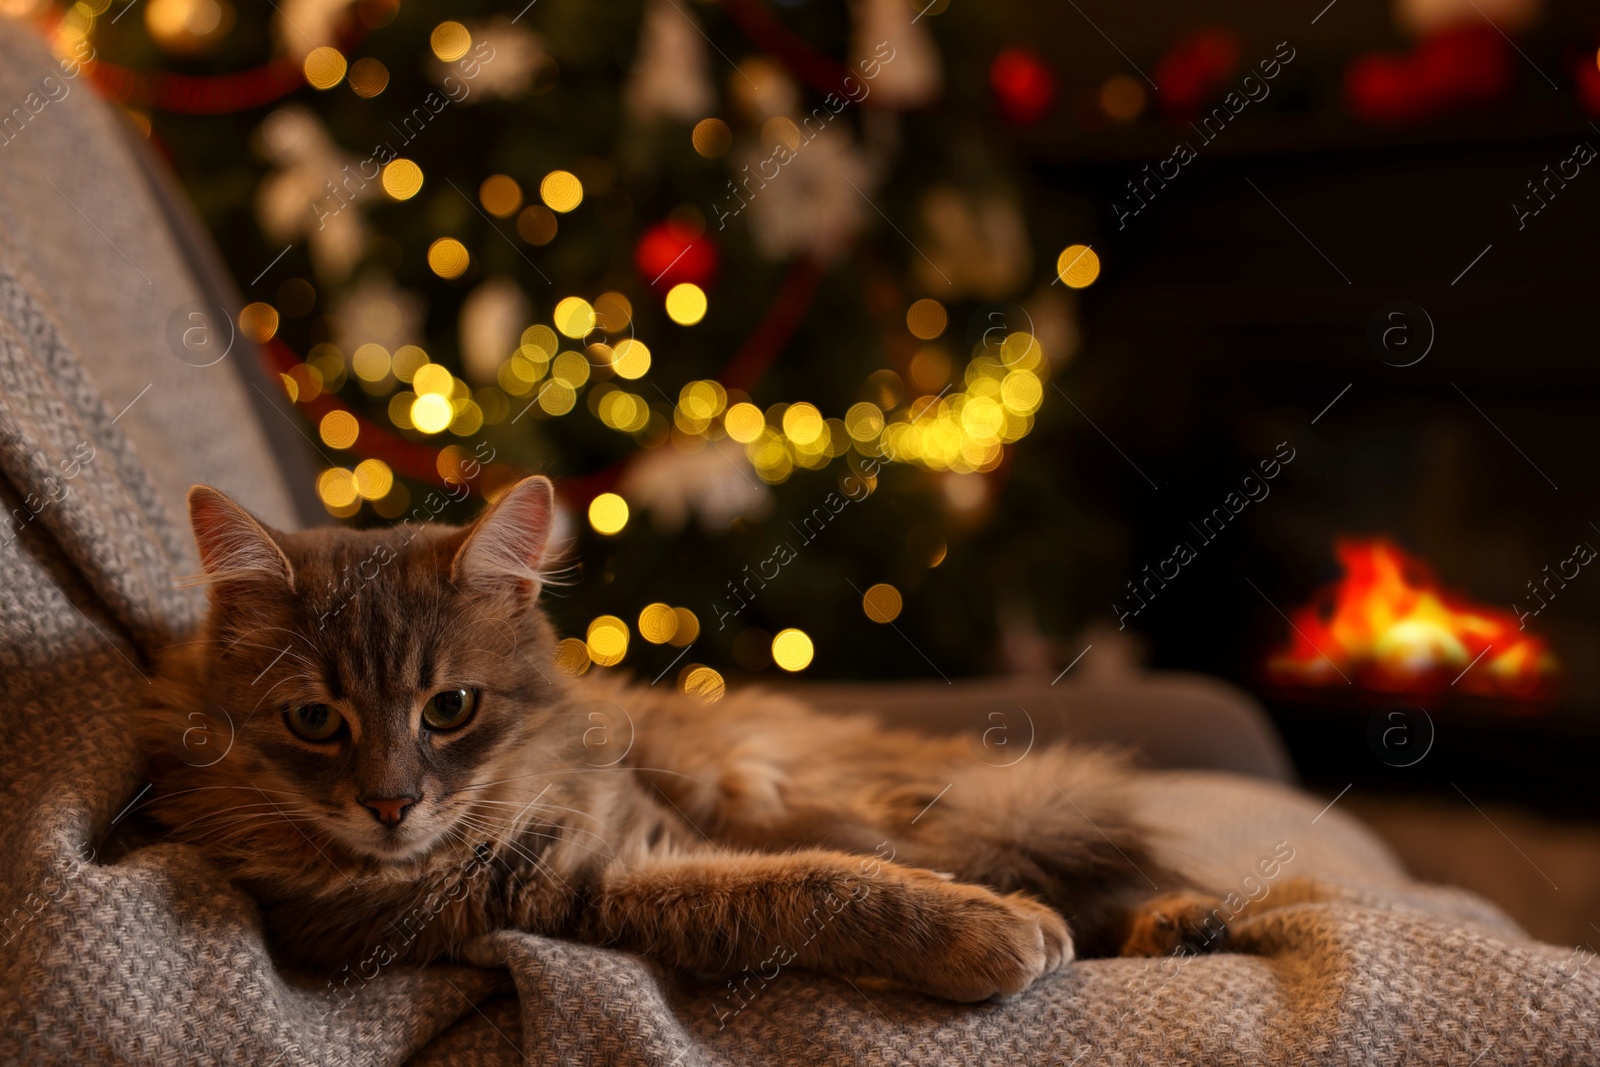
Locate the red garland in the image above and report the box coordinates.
[718,255,825,392]
[90,58,307,114]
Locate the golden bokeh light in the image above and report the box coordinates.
[449,399,483,436]
[594,291,633,333]
[771,628,814,672]
[427,237,470,279]
[348,57,388,98]
[906,298,948,340]
[317,467,358,509]
[845,401,884,442]
[670,607,699,647]
[352,343,390,382]
[554,637,591,676]
[610,338,651,379]
[303,46,347,90]
[410,392,453,434]
[521,324,559,359]
[538,380,577,416]
[724,401,765,443]
[664,282,707,326]
[381,158,423,200]
[588,492,629,535]
[862,583,903,624]
[540,170,584,213]
[552,351,591,387]
[586,615,629,667]
[638,603,678,644]
[681,665,725,704]
[353,458,393,500]
[517,204,558,245]
[238,302,278,343]
[429,20,470,61]
[691,118,732,158]
[479,174,522,218]
[553,296,596,338]
[782,402,823,446]
[318,409,358,449]
[392,345,428,383]
[412,364,453,397]
[1056,244,1100,288]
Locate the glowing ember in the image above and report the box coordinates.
[1267,539,1556,697]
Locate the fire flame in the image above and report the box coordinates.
[1267,539,1555,697]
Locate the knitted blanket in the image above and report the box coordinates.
[2,16,1598,1067]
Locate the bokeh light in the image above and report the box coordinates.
[906,298,948,340]
[427,237,470,279]
[588,492,629,535]
[318,410,358,449]
[554,297,596,338]
[862,583,903,623]
[691,118,732,158]
[353,458,393,500]
[303,46,346,90]
[638,603,678,644]
[479,174,522,217]
[238,302,278,343]
[410,392,453,434]
[554,637,591,676]
[1056,244,1100,288]
[540,170,584,213]
[382,159,423,200]
[771,628,814,671]
[429,20,470,61]
[610,339,651,379]
[681,665,725,704]
[348,57,388,98]
[664,282,707,326]
[586,615,629,667]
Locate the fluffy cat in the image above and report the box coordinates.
[137,476,1227,1004]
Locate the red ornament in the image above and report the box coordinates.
[1344,26,1512,124]
[634,220,718,291]
[1153,28,1241,119]
[990,49,1055,124]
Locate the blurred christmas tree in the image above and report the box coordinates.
[38,0,1113,688]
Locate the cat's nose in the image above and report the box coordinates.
[360,794,419,827]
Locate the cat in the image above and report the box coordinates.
[137,476,1228,1004]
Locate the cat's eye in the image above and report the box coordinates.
[423,688,477,731]
[286,703,342,741]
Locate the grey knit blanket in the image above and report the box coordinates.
[2,16,1598,1066]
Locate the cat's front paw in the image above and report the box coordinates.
[907,887,1073,1002]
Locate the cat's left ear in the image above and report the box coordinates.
[452,476,555,605]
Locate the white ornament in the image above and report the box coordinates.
[254,106,372,282]
[625,0,715,123]
[460,277,529,386]
[332,272,426,354]
[850,0,942,108]
[739,128,874,262]
[618,437,772,532]
[430,18,547,102]
[914,185,1030,299]
[272,0,356,61]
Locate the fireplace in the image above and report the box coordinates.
[1020,107,1600,814]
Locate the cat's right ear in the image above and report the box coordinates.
[451,475,555,607]
[186,486,295,594]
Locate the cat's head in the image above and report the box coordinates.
[147,476,578,867]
